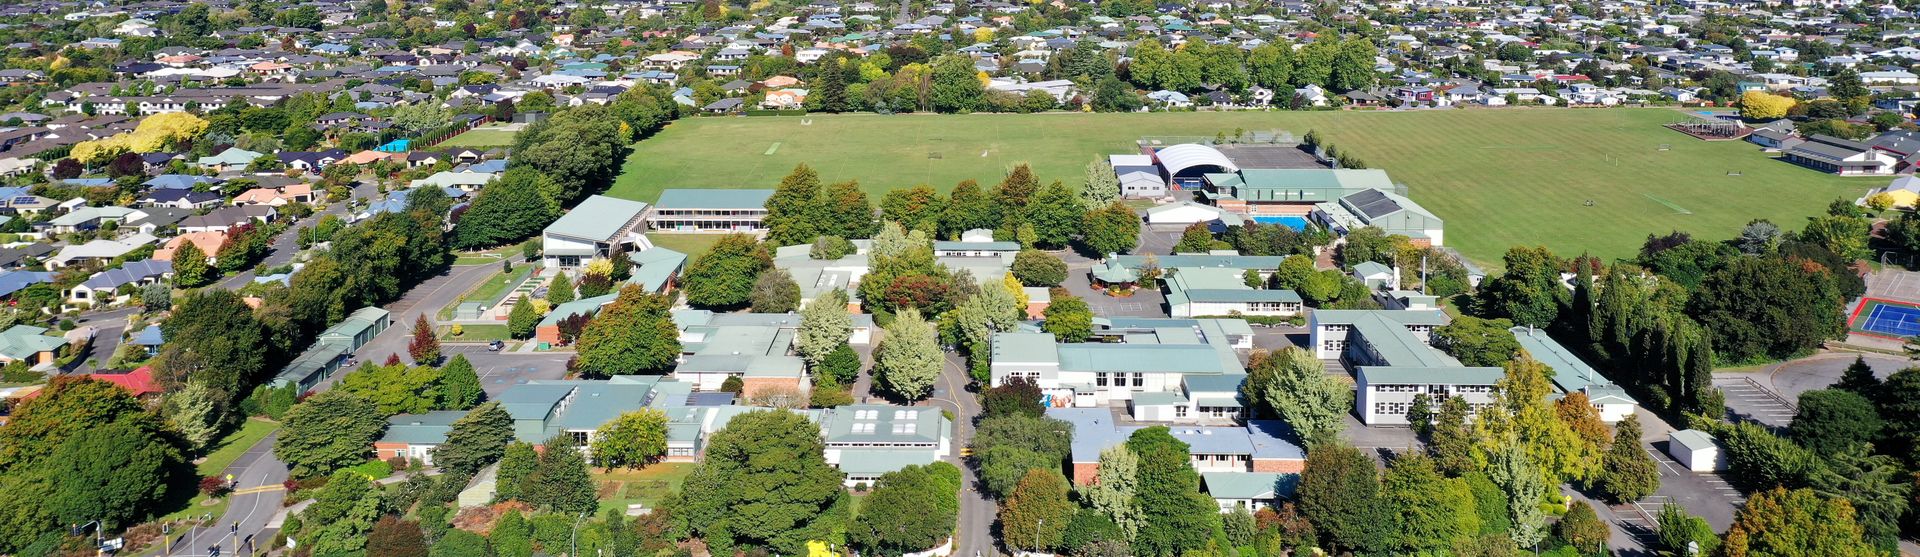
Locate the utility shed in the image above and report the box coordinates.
[1668,429,1724,472]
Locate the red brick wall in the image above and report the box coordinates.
[1252,458,1305,474]
[1071,462,1099,486]
[535,324,560,345]
[741,376,806,400]
[373,442,411,460]
[1026,301,1049,320]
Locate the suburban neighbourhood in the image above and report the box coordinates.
[5,0,1920,556]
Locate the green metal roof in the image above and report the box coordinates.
[539,293,617,327]
[380,411,467,444]
[1109,254,1289,271]
[653,188,773,210]
[991,332,1060,364]
[823,404,948,445]
[1132,391,1189,406]
[1348,313,1450,367]
[0,325,63,361]
[1357,366,1505,385]
[1058,343,1233,374]
[545,195,649,242]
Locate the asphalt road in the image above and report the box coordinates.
[168,431,288,557]
[172,254,525,556]
[929,351,991,556]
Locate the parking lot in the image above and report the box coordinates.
[1714,376,1797,428]
[444,345,572,395]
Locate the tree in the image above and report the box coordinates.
[852,463,962,554]
[490,510,533,557]
[1173,223,1214,253]
[984,377,1045,418]
[494,442,538,502]
[520,435,598,513]
[818,343,863,386]
[547,272,575,305]
[368,516,430,557]
[506,298,537,339]
[453,168,560,249]
[1382,454,1479,553]
[1556,502,1609,555]
[275,390,386,477]
[409,314,441,364]
[1012,249,1068,287]
[797,289,853,366]
[943,180,998,238]
[509,106,625,204]
[1690,256,1844,362]
[1082,159,1120,208]
[591,408,669,469]
[302,470,385,555]
[1126,427,1219,556]
[1433,316,1522,367]
[1298,443,1387,554]
[1808,450,1909,550]
[432,402,514,476]
[1835,356,1882,395]
[682,234,772,309]
[337,363,443,415]
[675,410,846,555]
[162,381,226,450]
[46,415,184,527]
[438,354,483,410]
[1000,469,1074,552]
[750,270,801,313]
[874,308,941,400]
[930,55,985,112]
[1487,443,1548,548]
[1042,293,1094,343]
[1721,488,1876,557]
[1429,395,1477,475]
[1256,347,1352,447]
[880,185,944,234]
[1081,445,1142,542]
[431,530,490,557]
[1791,389,1881,454]
[741,155,802,199]
[971,413,1074,497]
[820,180,877,239]
[1024,181,1085,249]
[1596,414,1660,503]
[1081,202,1141,256]
[1092,76,1141,112]
[1655,505,1717,557]
[1740,90,1796,119]
[1476,246,1566,328]
[172,242,212,287]
[575,285,681,376]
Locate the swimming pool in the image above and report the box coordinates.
[1249,215,1310,230]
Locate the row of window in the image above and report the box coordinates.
[1095,372,1146,388]
[653,209,768,217]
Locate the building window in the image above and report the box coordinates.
[1096,373,1110,387]
[1174,405,1187,418]
[1130,373,1145,388]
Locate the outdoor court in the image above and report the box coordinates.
[1848,298,1920,339]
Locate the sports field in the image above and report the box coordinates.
[611,109,1869,266]
[438,124,520,148]
[1849,298,1920,340]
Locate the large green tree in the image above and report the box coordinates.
[874,308,941,400]
[275,390,387,477]
[1595,414,1661,503]
[682,234,772,309]
[437,354,483,410]
[1000,469,1075,552]
[1024,181,1084,249]
[1381,454,1479,553]
[591,408,669,469]
[575,285,682,376]
[1126,427,1219,557]
[1255,347,1352,447]
[1791,389,1881,455]
[1298,443,1388,554]
[852,462,962,554]
[1433,316,1522,367]
[432,402,514,476]
[675,410,846,555]
[510,105,626,204]
[764,164,824,246]
[1081,202,1141,256]
[1690,256,1845,362]
[929,55,985,112]
[452,167,560,249]
[1721,487,1877,557]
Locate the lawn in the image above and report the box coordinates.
[453,244,523,266]
[645,233,730,260]
[464,264,537,307]
[613,109,1871,267]
[439,124,520,148]
[441,323,511,342]
[593,462,697,516]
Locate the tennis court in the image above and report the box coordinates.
[1849,298,1920,339]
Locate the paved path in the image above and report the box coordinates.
[927,351,991,556]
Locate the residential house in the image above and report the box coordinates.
[67,260,171,306]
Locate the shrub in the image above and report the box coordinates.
[199,475,231,497]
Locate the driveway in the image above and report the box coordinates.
[924,351,991,556]
[442,344,572,395]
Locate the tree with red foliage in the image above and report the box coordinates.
[408,314,440,364]
[51,158,81,179]
[882,273,955,315]
[367,516,429,557]
[199,475,231,497]
[108,152,145,177]
[384,353,403,366]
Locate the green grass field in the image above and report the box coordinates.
[438,125,520,148]
[612,109,1873,266]
[593,462,697,516]
[645,233,730,260]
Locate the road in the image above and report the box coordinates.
[169,254,531,557]
[927,351,992,556]
[215,182,377,290]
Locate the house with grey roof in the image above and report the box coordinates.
[1050,407,1304,489]
[648,188,774,233]
[990,324,1249,422]
[66,259,171,307]
[1312,188,1446,246]
[1307,309,1496,425]
[1782,134,1897,175]
[541,194,651,268]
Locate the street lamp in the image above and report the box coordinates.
[1034,519,1042,556]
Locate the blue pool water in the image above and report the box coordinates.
[1250,215,1309,230]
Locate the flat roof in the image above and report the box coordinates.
[1358,366,1505,385]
